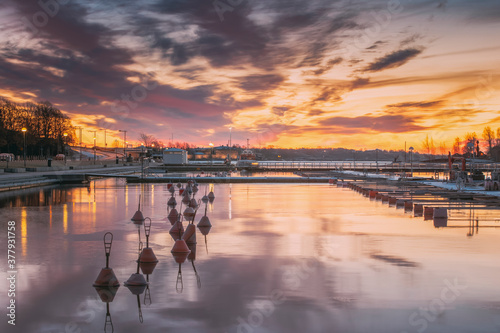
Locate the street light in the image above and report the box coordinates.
[119,130,127,162]
[88,130,97,164]
[409,146,414,178]
[63,132,68,165]
[209,142,214,165]
[21,127,27,167]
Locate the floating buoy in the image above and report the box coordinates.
[131,196,145,224]
[93,232,120,287]
[167,183,173,189]
[140,218,158,263]
[125,242,148,287]
[169,220,184,239]
[167,196,177,206]
[183,207,195,221]
[176,182,182,188]
[182,223,197,245]
[168,186,175,194]
[140,262,158,275]
[414,204,424,217]
[193,184,199,192]
[131,210,145,224]
[423,206,434,220]
[171,239,191,253]
[167,208,179,225]
[124,273,147,286]
[182,194,190,205]
[201,195,209,203]
[433,207,448,219]
[198,215,212,228]
[207,191,215,201]
[179,188,185,195]
[189,198,198,209]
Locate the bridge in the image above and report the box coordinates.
[245,161,499,172]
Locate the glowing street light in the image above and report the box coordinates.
[409,146,414,178]
[119,130,127,162]
[209,142,214,165]
[21,127,27,167]
[63,132,68,165]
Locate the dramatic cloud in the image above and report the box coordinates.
[318,114,425,133]
[364,48,423,72]
[0,0,499,148]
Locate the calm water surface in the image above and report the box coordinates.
[1,179,500,333]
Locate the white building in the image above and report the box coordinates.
[162,148,188,165]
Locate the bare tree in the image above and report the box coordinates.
[422,135,435,156]
[138,132,155,147]
[453,137,461,155]
[462,132,477,155]
[438,141,447,157]
[482,126,495,156]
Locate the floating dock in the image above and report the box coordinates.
[126,176,330,183]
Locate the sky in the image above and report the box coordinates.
[0,0,499,150]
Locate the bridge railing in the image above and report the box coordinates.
[254,161,499,171]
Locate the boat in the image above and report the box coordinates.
[236,140,258,169]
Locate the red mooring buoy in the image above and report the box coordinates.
[167,208,179,225]
[183,207,195,221]
[93,232,120,287]
[182,223,197,245]
[125,242,148,287]
[171,239,191,253]
[131,195,145,224]
[140,217,158,263]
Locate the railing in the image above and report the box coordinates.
[253,161,500,171]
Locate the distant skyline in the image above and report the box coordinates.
[0,0,499,151]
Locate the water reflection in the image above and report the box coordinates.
[0,186,75,208]
[1,179,500,333]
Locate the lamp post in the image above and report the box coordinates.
[409,146,414,178]
[209,142,214,166]
[88,130,97,164]
[119,130,127,162]
[22,127,27,167]
[75,126,83,161]
[140,144,144,178]
[63,132,68,165]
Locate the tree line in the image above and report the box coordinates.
[0,97,75,158]
[422,126,500,158]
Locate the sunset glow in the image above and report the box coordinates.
[1,0,499,151]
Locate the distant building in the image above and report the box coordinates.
[162,148,188,165]
[490,146,500,162]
